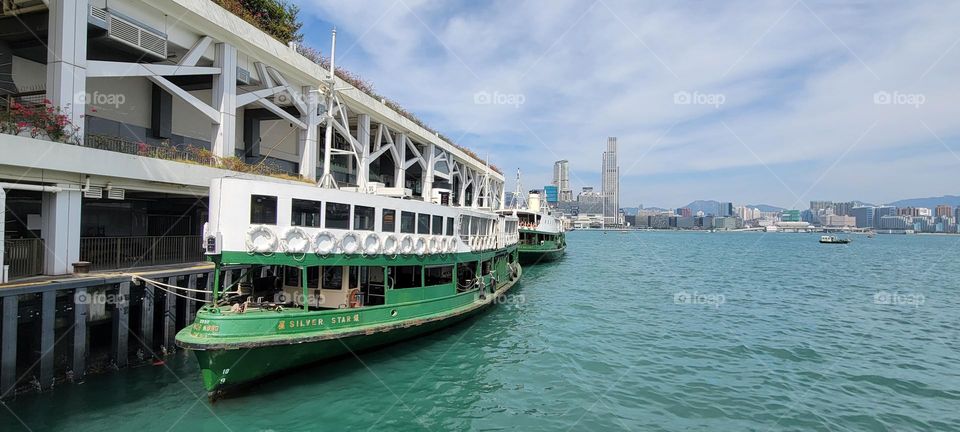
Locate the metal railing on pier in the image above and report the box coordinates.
[3,238,45,279]
[80,235,204,271]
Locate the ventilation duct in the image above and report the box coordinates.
[90,7,168,60]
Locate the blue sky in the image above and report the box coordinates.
[294,0,960,209]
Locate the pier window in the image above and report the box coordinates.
[425,265,453,286]
[291,199,322,227]
[390,266,422,289]
[250,195,277,225]
[325,202,350,229]
[382,209,396,232]
[401,211,416,234]
[447,217,455,236]
[354,205,376,231]
[417,214,431,234]
[432,215,444,235]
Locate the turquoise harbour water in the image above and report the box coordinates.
[3,231,960,431]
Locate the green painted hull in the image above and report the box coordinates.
[176,250,521,398]
[518,228,565,265]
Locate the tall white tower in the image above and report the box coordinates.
[601,137,619,226]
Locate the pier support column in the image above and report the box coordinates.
[46,0,88,143]
[72,288,88,381]
[356,114,370,190]
[141,282,154,354]
[112,282,129,368]
[39,290,55,390]
[211,43,237,158]
[298,85,320,180]
[1,295,18,397]
[41,186,82,275]
[421,143,435,201]
[185,274,198,324]
[164,277,177,352]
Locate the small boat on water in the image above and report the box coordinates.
[820,235,851,244]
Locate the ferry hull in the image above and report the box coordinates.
[181,269,521,399]
[518,247,565,264]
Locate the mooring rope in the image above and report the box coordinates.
[130,275,242,302]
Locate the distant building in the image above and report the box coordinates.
[543,185,559,204]
[832,201,858,216]
[879,215,911,230]
[822,214,856,227]
[576,187,604,215]
[851,206,876,228]
[552,160,572,202]
[874,206,896,228]
[601,137,619,226]
[676,207,692,217]
[935,204,953,218]
[810,201,833,213]
[781,210,802,222]
[718,202,733,217]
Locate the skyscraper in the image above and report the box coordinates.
[553,160,572,202]
[602,137,619,225]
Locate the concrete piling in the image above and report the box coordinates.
[1,294,18,396]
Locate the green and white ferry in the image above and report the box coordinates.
[176,177,521,398]
[498,173,566,264]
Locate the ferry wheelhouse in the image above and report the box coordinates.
[176,178,520,397]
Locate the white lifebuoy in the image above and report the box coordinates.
[400,235,414,254]
[414,237,427,256]
[341,231,360,254]
[362,233,382,255]
[245,225,278,253]
[383,234,399,255]
[448,238,458,253]
[439,238,448,254]
[429,237,440,254]
[281,227,311,254]
[313,231,337,255]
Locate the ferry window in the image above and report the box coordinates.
[382,209,396,232]
[283,266,299,286]
[460,216,470,237]
[425,265,453,286]
[354,205,375,231]
[470,218,480,235]
[456,262,476,292]
[391,266,422,289]
[400,211,416,234]
[417,214,431,234]
[482,259,492,274]
[325,202,350,229]
[447,217,455,236]
[322,266,343,290]
[432,215,444,235]
[250,195,277,225]
[307,266,320,287]
[291,199,322,227]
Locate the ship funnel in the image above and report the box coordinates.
[528,192,541,213]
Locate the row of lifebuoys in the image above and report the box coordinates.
[246,225,462,256]
[467,236,497,252]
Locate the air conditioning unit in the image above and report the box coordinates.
[84,186,103,199]
[107,187,125,200]
[236,67,251,86]
[90,7,167,60]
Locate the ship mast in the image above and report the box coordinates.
[318,28,338,189]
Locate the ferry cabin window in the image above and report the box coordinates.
[447,217,455,236]
[382,209,396,232]
[284,266,299,286]
[425,265,453,286]
[417,214,431,234]
[400,211,416,234]
[291,199,322,227]
[460,216,471,237]
[390,266,422,289]
[250,195,277,224]
[354,205,375,231]
[323,266,343,290]
[482,259,492,274]
[325,202,350,229]
[432,215,444,235]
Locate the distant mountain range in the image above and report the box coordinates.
[885,195,960,209]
